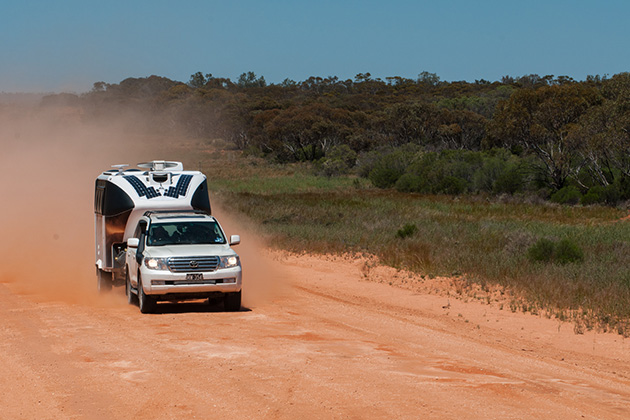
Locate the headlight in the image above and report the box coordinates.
[219,255,240,269]
[144,257,169,270]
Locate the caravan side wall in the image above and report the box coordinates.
[94,179,134,271]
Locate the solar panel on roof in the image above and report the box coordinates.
[178,175,192,195]
[123,173,194,200]
[146,187,160,198]
[124,175,161,199]
[165,174,192,198]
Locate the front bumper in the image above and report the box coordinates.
[140,266,242,299]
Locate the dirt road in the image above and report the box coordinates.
[2,237,630,419]
[1,116,629,419]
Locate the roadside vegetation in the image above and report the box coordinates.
[176,145,630,336]
[48,70,630,207]
[40,70,630,334]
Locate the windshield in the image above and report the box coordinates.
[147,221,226,246]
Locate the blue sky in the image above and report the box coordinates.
[1,0,628,92]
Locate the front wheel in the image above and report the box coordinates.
[224,291,241,312]
[138,275,156,314]
[125,269,138,305]
[97,269,112,294]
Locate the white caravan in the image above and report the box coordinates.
[94,160,242,312]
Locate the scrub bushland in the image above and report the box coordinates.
[182,145,630,335]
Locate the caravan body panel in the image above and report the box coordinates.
[94,161,211,279]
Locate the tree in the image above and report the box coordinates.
[281,78,297,88]
[383,102,440,146]
[489,84,601,190]
[501,75,516,84]
[571,73,630,186]
[436,109,486,150]
[417,71,440,86]
[251,103,356,162]
[354,73,372,83]
[236,72,266,88]
[92,81,109,92]
[189,72,205,88]
[516,74,548,88]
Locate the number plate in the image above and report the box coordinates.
[186,273,204,281]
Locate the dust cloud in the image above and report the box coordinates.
[0,103,165,306]
[0,101,287,309]
[212,203,288,308]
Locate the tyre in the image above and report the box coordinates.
[125,269,138,305]
[224,290,241,312]
[138,275,156,314]
[97,269,112,293]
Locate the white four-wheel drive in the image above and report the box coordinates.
[125,211,242,313]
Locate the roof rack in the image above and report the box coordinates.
[142,209,210,217]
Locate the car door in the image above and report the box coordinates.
[127,219,147,287]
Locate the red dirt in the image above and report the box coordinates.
[2,204,630,419]
[1,112,630,419]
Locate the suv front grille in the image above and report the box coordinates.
[168,256,219,272]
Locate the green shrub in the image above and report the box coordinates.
[369,166,405,188]
[581,186,605,205]
[603,183,622,205]
[550,186,582,205]
[393,148,528,196]
[365,146,419,188]
[472,153,508,192]
[395,173,424,193]
[616,176,630,201]
[493,166,523,194]
[527,238,555,263]
[321,158,351,177]
[321,144,357,176]
[355,150,381,178]
[555,238,584,264]
[295,145,325,162]
[396,223,418,239]
[527,237,584,264]
[581,184,621,205]
[321,145,358,177]
[436,176,468,194]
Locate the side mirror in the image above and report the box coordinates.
[229,235,241,246]
[127,238,139,248]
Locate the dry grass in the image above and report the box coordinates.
[172,141,630,335]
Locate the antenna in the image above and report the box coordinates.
[111,164,129,174]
